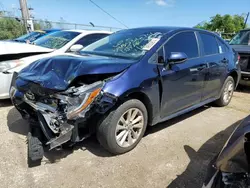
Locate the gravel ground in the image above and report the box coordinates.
[0,89,250,188]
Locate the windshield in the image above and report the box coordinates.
[15,31,46,42]
[229,30,250,45]
[33,31,80,49]
[81,29,164,60]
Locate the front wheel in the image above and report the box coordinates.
[97,99,148,154]
[215,76,235,107]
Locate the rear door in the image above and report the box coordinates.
[198,32,228,101]
[159,31,207,117]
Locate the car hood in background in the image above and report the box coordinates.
[0,41,53,56]
[231,45,250,54]
[17,54,135,91]
[215,115,250,173]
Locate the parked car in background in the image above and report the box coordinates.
[203,115,250,188]
[0,30,111,99]
[230,28,250,86]
[11,29,61,43]
[10,27,240,165]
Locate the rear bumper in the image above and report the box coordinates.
[0,72,14,99]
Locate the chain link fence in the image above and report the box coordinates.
[0,15,122,39]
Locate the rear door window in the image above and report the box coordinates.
[200,33,219,55]
[164,31,199,59]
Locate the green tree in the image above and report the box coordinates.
[0,17,25,40]
[195,14,245,33]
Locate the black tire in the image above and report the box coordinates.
[27,131,44,167]
[97,99,148,155]
[214,76,235,107]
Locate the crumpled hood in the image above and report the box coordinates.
[0,41,53,55]
[17,54,135,90]
[231,45,250,54]
[215,115,250,173]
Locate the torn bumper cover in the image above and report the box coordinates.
[10,79,117,150]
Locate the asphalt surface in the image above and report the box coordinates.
[0,89,250,188]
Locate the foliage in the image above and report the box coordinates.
[195,14,246,33]
[0,15,53,40]
[0,17,25,40]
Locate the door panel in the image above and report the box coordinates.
[159,58,206,117]
[198,33,228,101]
[201,54,227,101]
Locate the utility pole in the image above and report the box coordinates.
[19,0,30,33]
[244,12,249,29]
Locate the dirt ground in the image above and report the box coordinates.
[0,89,250,188]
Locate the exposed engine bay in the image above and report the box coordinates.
[11,73,118,166]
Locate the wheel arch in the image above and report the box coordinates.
[118,90,154,125]
[228,70,239,89]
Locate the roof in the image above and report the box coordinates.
[116,26,217,35]
[64,29,112,34]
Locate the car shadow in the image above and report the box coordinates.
[166,119,242,188]
[7,107,29,135]
[145,105,210,136]
[43,106,211,164]
[236,85,250,93]
[7,105,212,165]
[0,99,13,107]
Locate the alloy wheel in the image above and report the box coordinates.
[115,108,144,148]
[223,80,234,103]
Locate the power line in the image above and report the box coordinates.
[89,0,128,28]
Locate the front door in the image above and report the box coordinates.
[159,31,206,117]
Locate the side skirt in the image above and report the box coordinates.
[155,98,218,125]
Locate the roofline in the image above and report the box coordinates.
[63,29,112,33]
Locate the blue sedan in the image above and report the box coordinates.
[12,29,61,43]
[10,27,240,164]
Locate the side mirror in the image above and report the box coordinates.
[167,52,188,64]
[69,44,84,52]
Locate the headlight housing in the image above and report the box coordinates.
[0,60,24,72]
[65,81,104,120]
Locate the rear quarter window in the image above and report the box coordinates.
[200,33,219,55]
[216,38,229,53]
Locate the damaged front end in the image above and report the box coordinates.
[10,75,117,165]
[204,115,250,188]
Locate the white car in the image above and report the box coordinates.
[0,30,111,99]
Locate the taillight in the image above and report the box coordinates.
[238,55,241,61]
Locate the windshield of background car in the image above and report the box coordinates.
[81,29,164,60]
[15,31,46,42]
[229,30,250,45]
[33,31,80,49]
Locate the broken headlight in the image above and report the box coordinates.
[65,81,104,120]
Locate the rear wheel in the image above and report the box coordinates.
[97,99,148,154]
[215,76,235,107]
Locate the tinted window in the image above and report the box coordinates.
[216,38,227,53]
[76,34,109,47]
[200,33,219,55]
[164,32,198,58]
[229,30,250,45]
